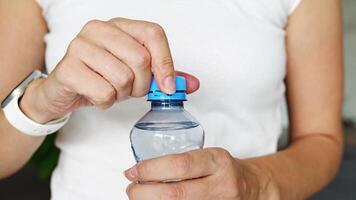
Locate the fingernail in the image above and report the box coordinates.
[163,76,175,94]
[126,167,138,179]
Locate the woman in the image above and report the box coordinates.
[0,0,343,199]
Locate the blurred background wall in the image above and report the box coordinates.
[344,0,356,122]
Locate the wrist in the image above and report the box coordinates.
[19,78,62,123]
[241,160,281,200]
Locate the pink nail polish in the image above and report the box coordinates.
[129,167,138,179]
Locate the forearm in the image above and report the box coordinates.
[0,0,48,179]
[0,78,53,179]
[246,133,343,200]
[0,111,45,179]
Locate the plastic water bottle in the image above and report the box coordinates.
[130,76,205,162]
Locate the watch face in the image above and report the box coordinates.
[1,70,43,108]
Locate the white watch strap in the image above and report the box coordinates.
[3,91,71,136]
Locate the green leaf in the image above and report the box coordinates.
[28,133,60,180]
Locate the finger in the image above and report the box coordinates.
[80,20,152,97]
[108,18,176,94]
[70,37,134,100]
[124,149,218,182]
[55,57,116,109]
[126,178,209,200]
[175,71,200,94]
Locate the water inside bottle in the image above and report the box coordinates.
[131,121,204,162]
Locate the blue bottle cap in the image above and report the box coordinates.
[148,76,186,101]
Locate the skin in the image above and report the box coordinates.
[0,0,200,178]
[0,0,343,199]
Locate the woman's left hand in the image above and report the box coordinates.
[124,148,278,200]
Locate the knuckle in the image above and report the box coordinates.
[135,162,147,179]
[67,37,87,55]
[116,70,134,88]
[164,184,184,200]
[152,55,174,74]
[108,17,122,23]
[97,87,116,104]
[211,147,233,167]
[83,19,106,31]
[173,153,192,177]
[126,184,137,199]
[146,23,166,39]
[134,49,151,68]
[160,56,174,68]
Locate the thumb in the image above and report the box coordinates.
[175,71,200,94]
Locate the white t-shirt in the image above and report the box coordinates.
[36,0,301,199]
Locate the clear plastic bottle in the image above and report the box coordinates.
[130,76,204,162]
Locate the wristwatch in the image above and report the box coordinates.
[1,70,70,136]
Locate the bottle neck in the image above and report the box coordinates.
[150,100,184,110]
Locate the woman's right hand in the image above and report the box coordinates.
[19,18,199,123]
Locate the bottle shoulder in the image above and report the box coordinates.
[136,108,200,125]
